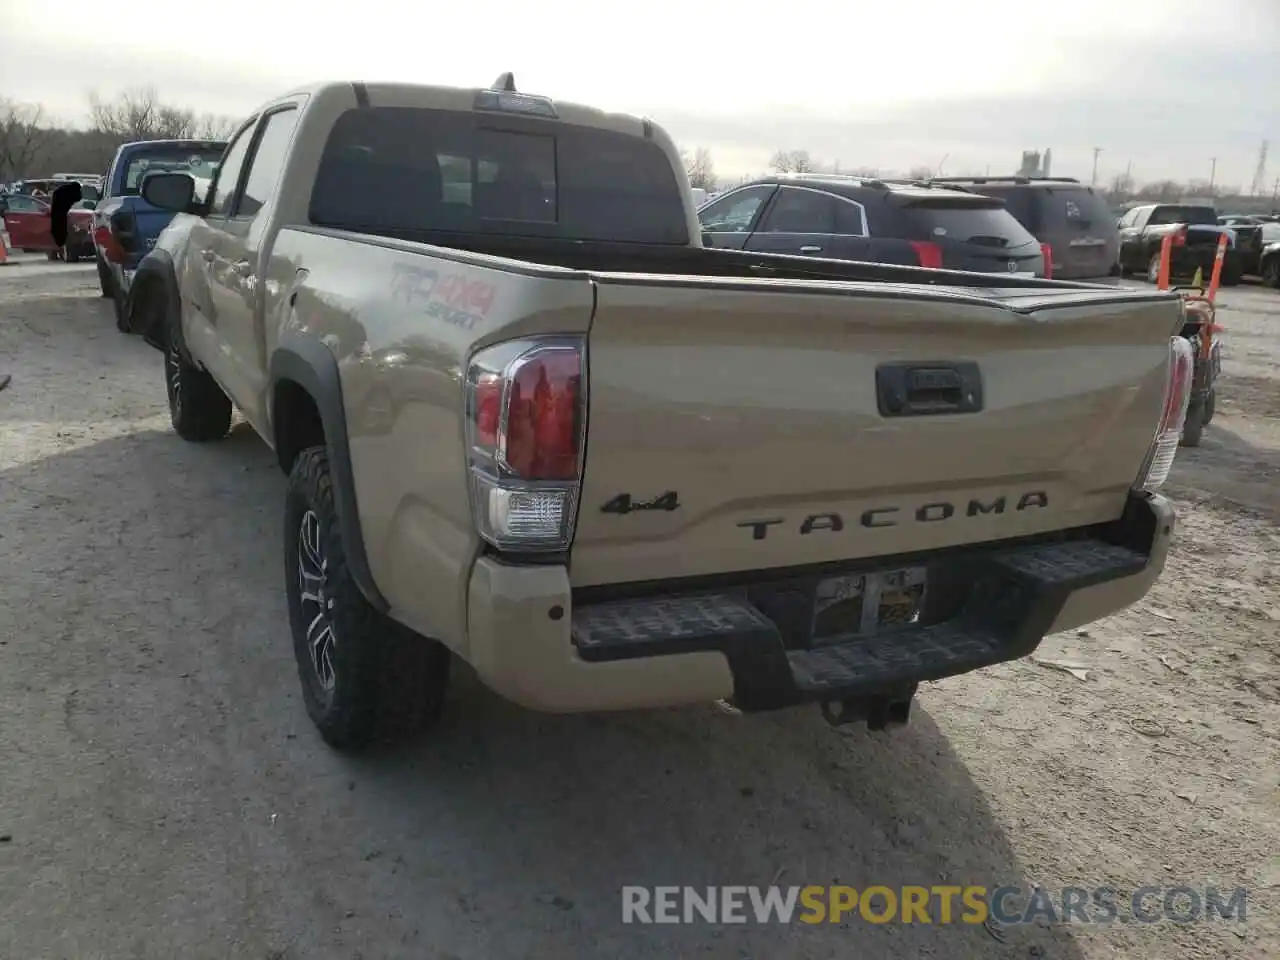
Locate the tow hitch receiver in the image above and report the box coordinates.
[820,684,918,730]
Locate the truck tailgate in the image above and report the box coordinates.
[570,276,1180,587]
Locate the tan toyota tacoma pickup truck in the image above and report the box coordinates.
[126,75,1194,751]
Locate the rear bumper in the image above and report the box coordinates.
[464,492,1174,713]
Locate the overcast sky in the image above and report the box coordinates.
[3,0,1277,189]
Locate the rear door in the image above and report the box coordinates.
[206,102,302,426]
[697,185,776,250]
[898,198,1042,275]
[744,185,839,258]
[572,278,1179,586]
[1034,186,1119,279]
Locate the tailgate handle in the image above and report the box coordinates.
[876,362,983,417]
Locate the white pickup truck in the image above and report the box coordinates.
[126,75,1191,751]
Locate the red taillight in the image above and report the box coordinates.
[474,374,502,448]
[95,225,126,264]
[1040,243,1053,278]
[909,241,943,270]
[504,350,581,481]
[466,337,586,551]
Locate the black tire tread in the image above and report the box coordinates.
[285,446,449,750]
[1180,401,1205,447]
[166,348,232,442]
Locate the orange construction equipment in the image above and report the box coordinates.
[1154,226,1225,447]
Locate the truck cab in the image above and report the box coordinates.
[92,138,226,328]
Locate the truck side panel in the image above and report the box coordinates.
[266,228,596,653]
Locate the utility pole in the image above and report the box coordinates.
[1209,157,1217,192]
[1092,147,1102,186]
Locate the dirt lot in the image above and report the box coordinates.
[0,264,1276,960]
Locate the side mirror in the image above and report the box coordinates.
[82,200,97,211]
[142,172,196,212]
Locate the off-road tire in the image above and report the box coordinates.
[164,342,231,441]
[1146,253,1162,284]
[96,257,113,298]
[1203,387,1216,426]
[1180,400,1205,447]
[284,446,450,750]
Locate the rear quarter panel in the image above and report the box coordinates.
[266,228,596,653]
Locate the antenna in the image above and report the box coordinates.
[1251,140,1269,197]
[491,72,517,92]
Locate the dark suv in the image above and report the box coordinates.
[697,175,1046,276]
[928,176,1119,280]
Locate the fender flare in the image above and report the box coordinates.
[270,330,389,613]
[130,250,186,355]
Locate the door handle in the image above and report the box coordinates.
[200,249,215,262]
[799,245,823,253]
[232,260,251,277]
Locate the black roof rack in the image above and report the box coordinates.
[927,175,1082,185]
[877,178,975,193]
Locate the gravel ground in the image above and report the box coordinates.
[0,264,1276,960]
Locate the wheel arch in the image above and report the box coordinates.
[270,330,389,613]
[130,251,183,354]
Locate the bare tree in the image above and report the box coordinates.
[194,113,241,141]
[1108,170,1135,199]
[0,99,53,181]
[768,149,814,174]
[905,165,934,181]
[684,146,716,189]
[848,165,881,178]
[88,87,198,141]
[1136,180,1185,201]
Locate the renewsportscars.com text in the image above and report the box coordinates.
[621,885,1248,925]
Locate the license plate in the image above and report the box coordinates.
[812,566,927,640]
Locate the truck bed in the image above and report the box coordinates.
[306,225,1116,293]
[282,224,1181,589]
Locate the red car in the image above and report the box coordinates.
[2,193,97,261]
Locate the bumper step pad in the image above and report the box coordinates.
[571,537,1147,711]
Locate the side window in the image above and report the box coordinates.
[1118,209,1136,228]
[236,108,300,219]
[206,122,256,218]
[6,196,38,213]
[698,186,773,233]
[758,188,839,233]
[834,199,867,236]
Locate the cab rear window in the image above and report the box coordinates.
[309,106,689,244]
